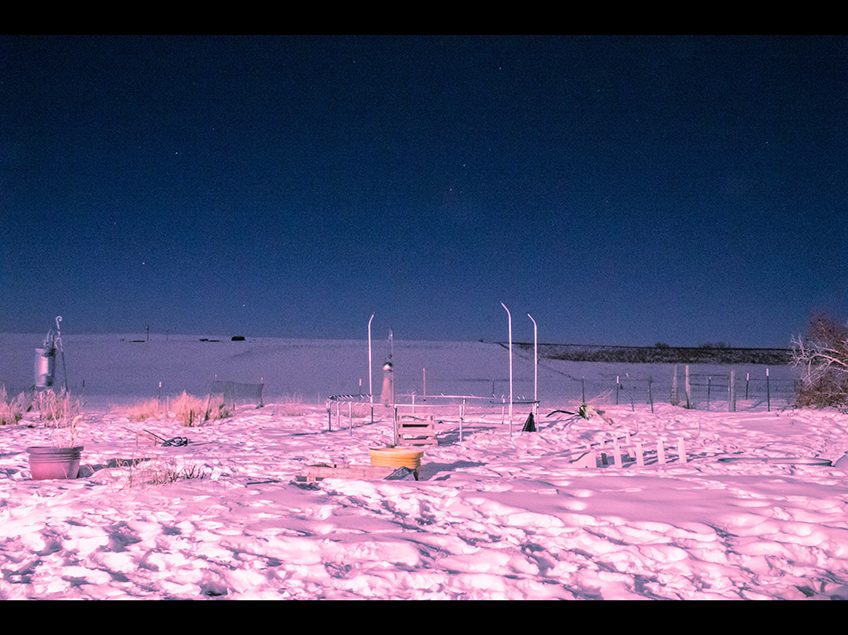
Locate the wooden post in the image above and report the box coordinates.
[627,372,635,412]
[729,369,736,412]
[684,365,692,409]
[613,440,623,468]
[677,438,687,464]
[657,439,666,465]
[327,406,332,431]
[671,364,679,406]
[581,377,586,404]
[615,375,620,405]
[745,372,750,400]
[634,442,645,467]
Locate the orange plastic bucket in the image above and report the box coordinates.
[369,447,423,470]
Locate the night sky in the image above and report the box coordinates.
[2,35,846,347]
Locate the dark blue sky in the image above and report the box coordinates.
[1,35,845,346]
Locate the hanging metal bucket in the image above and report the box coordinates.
[381,361,394,406]
[34,347,55,388]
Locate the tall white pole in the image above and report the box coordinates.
[501,302,513,435]
[527,313,537,418]
[368,313,374,423]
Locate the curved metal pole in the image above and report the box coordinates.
[368,313,374,423]
[527,313,537,418]
[55,315,68,392]
[500,302,513,436]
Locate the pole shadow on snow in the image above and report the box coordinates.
[418,460,486,481]
[436,425,499,445]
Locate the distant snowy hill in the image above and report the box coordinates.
[0,333,797,409]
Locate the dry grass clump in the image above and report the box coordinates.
[29,388,84,447]
[33,387,81,423]
[121,398,164,422]
[273,393,316,417]
[123,458,211,489]
[119,392,232,425]
[172,392,231,427]
[0,386,27,425]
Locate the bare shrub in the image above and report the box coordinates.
[792,313,848,408]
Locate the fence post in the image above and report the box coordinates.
[745,372,749,401]
[460,398,465,443]
[707,375,712,411]
[615,375,620,405]
[729,369,736,412]
[581,377,586,404]
[648,376,654,414]
[684,365,692,409]
[671,364,679,406]
[627,372,635,412]
[766,367,771,412]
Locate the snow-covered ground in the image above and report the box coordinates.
[1,334,846,600]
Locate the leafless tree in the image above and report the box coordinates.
[792,314,848,407]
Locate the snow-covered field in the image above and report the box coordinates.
[1,334,847,600]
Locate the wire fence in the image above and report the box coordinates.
[556,368,796,412]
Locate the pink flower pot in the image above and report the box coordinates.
[27,446,84,480]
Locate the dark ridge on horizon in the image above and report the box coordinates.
[504,341,793,365]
